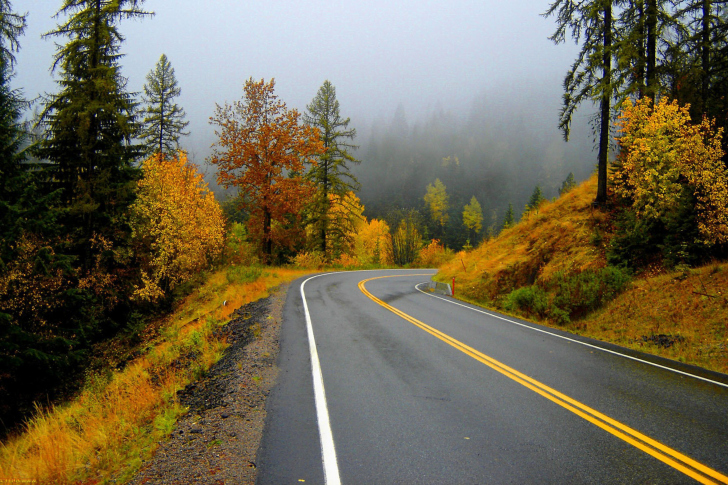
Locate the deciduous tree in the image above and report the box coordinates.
[611,97,728,245]
[462,196,483,240]
[424,178,449,233]
[130,152,225,301]
[209,78,324,263]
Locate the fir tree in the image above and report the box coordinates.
[545,0,617,205]
[39,0,152,269]
[140,53,189,158]
[525,185,546,214]
[559,172,577,195]
[502,202,515,229]
[303,80,360,258]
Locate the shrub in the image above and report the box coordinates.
[291,251,326,269]
[333,253,360,269]
[503,286,550,318]
[416,239,454,267]
[550,267,631,320]
[225,223,259,266]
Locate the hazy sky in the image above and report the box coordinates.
[12,0,584,160]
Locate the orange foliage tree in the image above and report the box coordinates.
[612,98,728,245]
[130,152,225,301]
[209,78,324,263]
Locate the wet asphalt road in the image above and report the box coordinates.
[256,270,728,484]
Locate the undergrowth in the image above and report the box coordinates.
[436,174,728,374]
[0,266,309,485]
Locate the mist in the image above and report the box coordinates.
[11,0,597,230]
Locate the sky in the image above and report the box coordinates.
[11,0,586,163]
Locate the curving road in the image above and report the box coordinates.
[256,270,728,484]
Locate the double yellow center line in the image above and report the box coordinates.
[359,275,728,485]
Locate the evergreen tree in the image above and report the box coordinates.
[140,53,189,158]
[545,0,617,205]
[559,172,577,195]
[39,0,152,270]
[502,202,515,229]
[525,185,546,213]
[303,80,360,258]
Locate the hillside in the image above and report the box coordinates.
[437,175,728,375]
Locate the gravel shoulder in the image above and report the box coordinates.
[129,283,289,485]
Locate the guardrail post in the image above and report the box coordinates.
[452,277,455,297]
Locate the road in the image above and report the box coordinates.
[256,270,728,484]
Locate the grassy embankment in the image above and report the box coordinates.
[0,266,309,485]
[437,175,728,375]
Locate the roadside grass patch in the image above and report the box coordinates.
[0,267,309,485]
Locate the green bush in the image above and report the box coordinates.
[225,223,259,266]
[550,267,631,320]
[225,265,262,284]
[503,286,550,318]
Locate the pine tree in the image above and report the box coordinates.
[525,185,546,214]
[545,0,617,205]
[39,0,152,270]
[559,172,577,195]
[140,54,189,158]
[502,203,515,229]
[303,80,360,258]
[0,0,28,259]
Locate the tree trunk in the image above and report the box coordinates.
[636,0,646,98]
[596,1,612,206]
[646,0,657,100]
[701,0,711,112]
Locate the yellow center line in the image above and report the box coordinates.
[359,275,728,485]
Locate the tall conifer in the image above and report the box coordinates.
[140,53,189,158]
[39,0,152,269]
[303,80,361,258]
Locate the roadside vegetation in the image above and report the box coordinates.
[437,99,728,374]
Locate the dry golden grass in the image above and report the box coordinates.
[436,174,728,375]
[0,267,309,485]
[582,262,728,374]
[438,175,607,302]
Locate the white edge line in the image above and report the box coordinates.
[414,282,728,390]
[297,269,436,485]
[301,273,341,485]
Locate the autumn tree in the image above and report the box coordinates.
[424,178,449,235]
[355,218,393,266]
[303,80,361,258]
[140,53,189,158]
[209,78,324,263]
[392,211,423,266]
[130,152,224,301]
[462,196,483,242]
[612,98,728,243]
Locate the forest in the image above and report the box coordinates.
[1,0,728,442]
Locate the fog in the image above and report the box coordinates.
[11,0,596,218]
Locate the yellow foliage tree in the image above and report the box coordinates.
[611,98,728,245]
[354,218,394,266]
[130,152,225,301]
[424,178,449,231]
